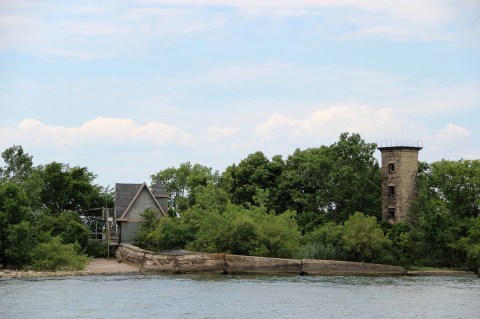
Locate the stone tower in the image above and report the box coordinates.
[378,144,422,223]
[153,180,169,214]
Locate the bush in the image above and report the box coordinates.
[341,212,392,263]
[297,222,346,260]
[30,236,88,271]
[85,239,108,258]
[38,211,90,250]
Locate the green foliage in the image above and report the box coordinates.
[151,162,218,216]
[453,216,480,271]
[0,145,33,184]
[429,159,480,218]
[85,240,108,258]
[38,211,90,251]
[0,145,110,269]
[134,208,161,250]
[30,236,88,271]
[2,138,479,271]
[39,162,109,214]
[148,215,191,251]
[405,159,480,268]
[0,181,31,267]
[4,221,37,267]
[225,151,284,212]
[341,212,392,263]
[142,194,302,258]
[280,133,381,231]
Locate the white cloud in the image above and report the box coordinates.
[0,117,194,148]
[0,0,477,59]
[435,124,471,142]
[254,104,404,141]
[202,126,240,142]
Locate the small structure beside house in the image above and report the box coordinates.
[114,181,168,243]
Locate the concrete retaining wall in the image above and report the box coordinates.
[225,255,302,274]
[116,244,225,273]
[116,244,406,276]
[301,259,405,276]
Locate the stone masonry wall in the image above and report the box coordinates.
[380,147,421,222]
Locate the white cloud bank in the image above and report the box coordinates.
[0,117,193,147]
[0,0,478,59]
[435,123,471,142]
[203,126,240,143]
[255,105,408,142]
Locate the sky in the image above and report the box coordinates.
[1,0,479,187]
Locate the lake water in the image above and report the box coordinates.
[1,274,479,319]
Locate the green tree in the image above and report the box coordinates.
[225,152,284,212]
[151,162,218,216]
[39,162,111,214]
[38,212,90,251]
[454,216,480,271]
[429,159,480,218]
[135,208,161,250]
[406,159,480,268]
[341,212,392,262]
[298,222,346,260]
[0,181,30,267]
[30,236,88,271]
[280,133,381,231]
[4,221,37,267]
[0,145,33,183]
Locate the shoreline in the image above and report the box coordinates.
[0,258,141,279]
[1,258,477,279]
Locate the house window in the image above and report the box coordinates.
[388,186,395,197]
[388,163,395,173]
[388,208,396,220]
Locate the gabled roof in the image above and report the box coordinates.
[115,183,166,221]
[153,180,168,198]
[115,183,142,218]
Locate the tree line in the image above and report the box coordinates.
[1,133,479,272]
[0,146,113,270]
[144,133,480,271]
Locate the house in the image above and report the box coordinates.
[114,180,168,243]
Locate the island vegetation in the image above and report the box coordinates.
[1,133,479,273]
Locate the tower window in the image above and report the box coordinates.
[388,186,395,197]
[388,163,395,173]
[388,208,395,220]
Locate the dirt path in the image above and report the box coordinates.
[0,258,140,279]
[85,258,140,273]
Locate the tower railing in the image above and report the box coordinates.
[378,139,423,148]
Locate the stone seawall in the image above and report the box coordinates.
[116,244,406,276]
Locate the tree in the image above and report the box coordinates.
[30,236,88,271]
[39,162,110,214]
[0,181,30,267]
[225,152,284,211]
[406,159,480,268]
[135,208,161,250]
[280,133,381,231]
[0,145,43,210]
[38,212,90,251]
[151,162,218,216]
[4,221,37,267]
[429,159,480,218]
[341,212,392,262]
[298,222,346,260]
[0,145,33,183]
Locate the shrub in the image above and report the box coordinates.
[341,212,392,263]
[85,239,108,258]
[30,236,88,271]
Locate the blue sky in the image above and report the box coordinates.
[1,0,479,187]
